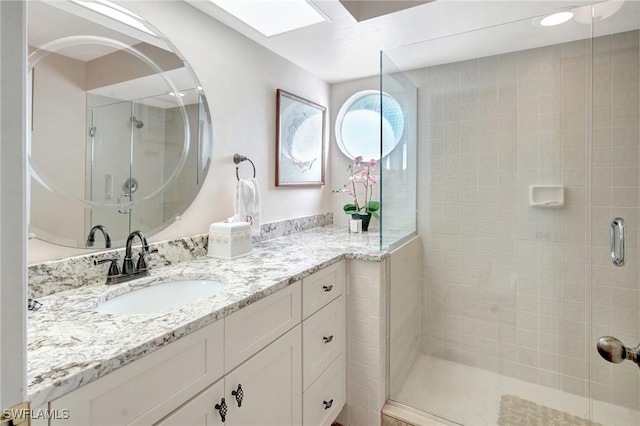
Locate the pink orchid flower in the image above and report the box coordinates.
[354,156,363,167]
[369,159,377,168]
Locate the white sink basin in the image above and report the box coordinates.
[95,279,226,316]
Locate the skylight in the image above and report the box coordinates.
[210,0,329,37]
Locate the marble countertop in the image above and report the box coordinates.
[28,225,387,408]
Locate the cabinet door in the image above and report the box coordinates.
[155,379,225,426]
[50,320,224,426]
[225,325,302,426]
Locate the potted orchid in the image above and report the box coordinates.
[332,156,380,231]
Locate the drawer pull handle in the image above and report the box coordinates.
[214,398,228,422]
[232,384,244,407]
[322,285,333,292]
[323,335,334,344]
[323,399,334,410]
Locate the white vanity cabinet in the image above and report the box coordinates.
[155,379,225,426]
[301,261,346,426]
[222,281,302,425]
[156,325,302,426]
[49,319,225,426]
[224,326,302,425]
[47,261,347,426]
[156,282,303,426]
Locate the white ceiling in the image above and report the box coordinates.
[29,0,639,85]
[28,0,169,61]
[185,0,636,84]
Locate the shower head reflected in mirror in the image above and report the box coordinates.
[130,116,144,129]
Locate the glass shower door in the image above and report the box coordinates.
[385,4,603,424]
[89,100,132,244]
[590,1,640,424]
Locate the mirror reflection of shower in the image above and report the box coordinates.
[130,116,144,129]
[86,89,204,246]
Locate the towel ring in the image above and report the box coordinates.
[234,154,256,181]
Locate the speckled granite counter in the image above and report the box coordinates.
[27,225,387,408]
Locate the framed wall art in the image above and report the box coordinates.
[275,89,326,186]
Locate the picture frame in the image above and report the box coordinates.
[275,89,326,186]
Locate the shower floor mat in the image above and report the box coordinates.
[498,395,601,426]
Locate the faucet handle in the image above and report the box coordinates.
[136,247,158,271]
[94,257,121,277]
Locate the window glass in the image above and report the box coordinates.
[334,90,404,160]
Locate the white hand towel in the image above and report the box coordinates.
[229,178,261,236]
[248,177,261,236]
[230,179,252,223]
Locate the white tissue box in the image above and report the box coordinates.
[207,221,252,259]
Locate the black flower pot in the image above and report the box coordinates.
[351,213,372,231]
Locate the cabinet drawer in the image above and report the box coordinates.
[225,281,301,372]
[302,295,345,390]
[50,320,224,426]
[302,261,345,319]
[303,352,346,426]
[154,379,224,425]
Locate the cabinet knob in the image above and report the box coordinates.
[232,384,244,407]
[323,335,334,344]
[323,399,334,410]
[322,285,333,292]
[214,398,227,422]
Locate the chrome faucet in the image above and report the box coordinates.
[94,230,157,285]
[86,224,111,248]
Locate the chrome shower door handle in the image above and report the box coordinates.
[117,193,132,214]
[611,218,626,267]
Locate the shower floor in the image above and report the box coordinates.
[393,354,639,425]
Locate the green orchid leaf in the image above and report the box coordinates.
[371,211,380,220]
[343,204,358,214]
[367,201,380,212]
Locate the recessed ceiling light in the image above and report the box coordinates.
[209,0,329,37]
[540,11,574,26]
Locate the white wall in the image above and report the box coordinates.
[0,0,27,408]
[28,0,332,262]
[129,0,332,237]
[30,53,87,244]
[330,76,379,229]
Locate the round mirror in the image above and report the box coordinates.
[27,0,213,249]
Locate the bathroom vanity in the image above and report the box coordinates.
[27,225,387,425]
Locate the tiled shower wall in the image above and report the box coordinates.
[419,31,640,408]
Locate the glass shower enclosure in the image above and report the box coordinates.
[87,89,206,245]
[380,53,418,250]
[384,1,640,424]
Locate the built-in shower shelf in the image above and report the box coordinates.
[529,185,564,208]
